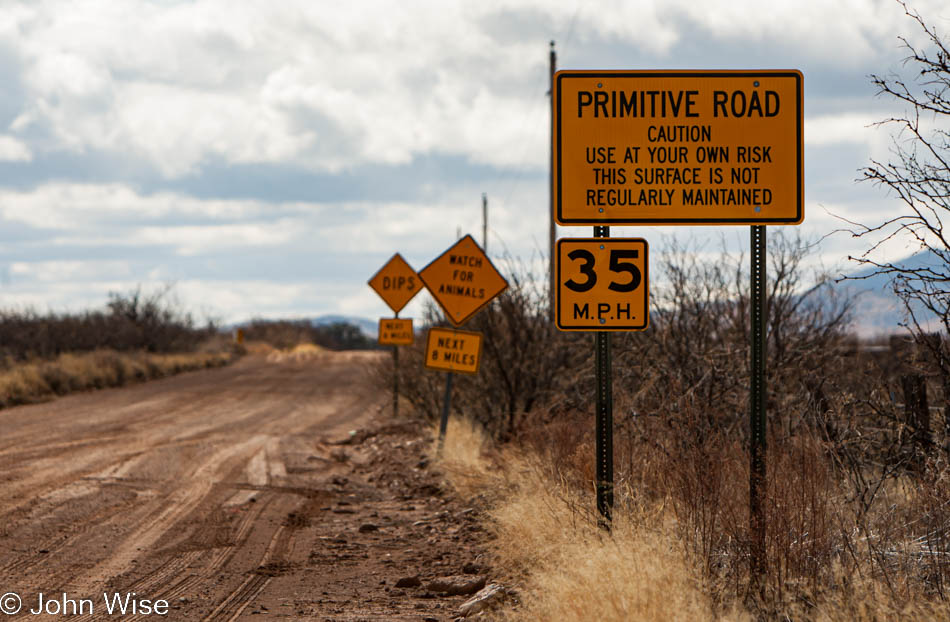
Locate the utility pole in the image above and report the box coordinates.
[482,192,488,252]
[548,40,557,323]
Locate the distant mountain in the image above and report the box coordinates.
[834,250,942,337]
[310,315,377,337]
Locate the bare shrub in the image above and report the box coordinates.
[458,256,587,440]
[375,254,587,441]
[0,285,217,363]
[384,229,950,613]
[240,318,377,351]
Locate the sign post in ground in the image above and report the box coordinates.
[424,326,484,452]
[368,253,422,418]
[554,228,649,528]
[379,316,414,421]
[555,232,649,527]
[749,224,767,596]
[592,226,614,528]
[419,235,508,451]
[552,69,802,573]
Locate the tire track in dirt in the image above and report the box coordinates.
[0,368,273,525]
[66,493,282,622]
[0,351,397,620]
[200,523,295,622]
[93,443,303,621]
[70,434,274,596]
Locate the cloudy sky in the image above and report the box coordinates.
[0,0,945,324]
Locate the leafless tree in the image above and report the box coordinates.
[848,2,950,374]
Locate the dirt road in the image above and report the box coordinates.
[0,352,486,621]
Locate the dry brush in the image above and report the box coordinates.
[377,231,950,618]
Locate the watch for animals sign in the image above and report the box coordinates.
[418,235,508,326]
[553,70,803,225]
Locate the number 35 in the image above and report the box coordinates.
[565,249,642,293]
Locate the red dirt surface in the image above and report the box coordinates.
[0,351,490,621]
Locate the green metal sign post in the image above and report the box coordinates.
[437,371,454,454]
[392,311,399,418]
[593,225,614,528]
[749,225,767,596]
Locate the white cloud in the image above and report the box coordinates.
[2,1,557,175]
[0,183,266,229]
[0,135,32,161]
[9,0,937,177]
[0,182,532,321]
[130,222,300,256]
[805,113,880,147]
[0,1,945,324]
[9,259,132,283]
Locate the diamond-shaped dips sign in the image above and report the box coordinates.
[419,235,508,326]
[368,253,421,314]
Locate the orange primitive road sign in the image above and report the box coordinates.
[553,70,803,226]
[368,253,422,313]
[557,238,649,331]
[424,327,483,375]
[378,318,414,346]
[418,235,508,327]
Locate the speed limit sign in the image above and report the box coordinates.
[556,238,649,331]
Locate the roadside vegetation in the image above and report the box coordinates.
[0,287,235,408]
[238,318,378,351]
[373,7,950,619]
[0,349,233,409]
[0,286,219,361]
[377,231,950,620]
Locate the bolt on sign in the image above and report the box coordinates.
[424,327,483,375]
[378,318,413,346]
[368,253,422,313]
[553,70,803,225]
[418,235,509,326]
[557,238,649,331]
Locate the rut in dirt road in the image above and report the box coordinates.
[0,351,394,620]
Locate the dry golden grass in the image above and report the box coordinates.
[431,415,491,471]
[489,469,744,621]
[244,340,276,355]
[0,349,234,409]
[430,414,509,502]
[265,342,326,363]
[434,415,734,621]
[433,415,950,621]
